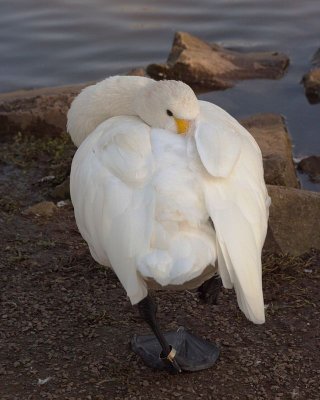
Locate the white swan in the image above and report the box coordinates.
[68,76,270,372]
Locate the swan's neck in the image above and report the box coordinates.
[67,76,151,146]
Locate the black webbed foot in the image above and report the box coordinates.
[133,295,220,373]
[132,327,219,372]
[198,275,222,305]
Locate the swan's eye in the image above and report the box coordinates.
[166,109,173,117]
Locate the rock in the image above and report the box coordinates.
[241,114,299,188]
[302,48,320,104]
[0,83,88,139]
[265,185,320,255]
[23,201,57,217]
[147,32,289,90]
[298,156,320,183]
[51,177,70,200]
[302,68,320,104]
[262,155,288,186]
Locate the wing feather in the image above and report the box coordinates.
[70,116,155,304]
[198,101,270,324]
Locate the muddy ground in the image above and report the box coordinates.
[0,132,319,400]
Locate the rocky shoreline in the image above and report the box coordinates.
[1,35,319,256]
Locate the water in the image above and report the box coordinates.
[1,0,320,188]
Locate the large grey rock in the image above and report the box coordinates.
[147,32,289,90]
[241,114,299,188]
[265,185,320,255]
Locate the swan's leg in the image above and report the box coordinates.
[138,295,181,373]
[198,275,222,305]
[133,294,220,372]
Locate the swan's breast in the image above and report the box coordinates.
[150,129,208,226]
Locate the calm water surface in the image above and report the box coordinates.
[1,0,320,188]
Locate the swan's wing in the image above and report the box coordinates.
[198,101,270,324]
[70,116,155,304]
[194,121,241,178]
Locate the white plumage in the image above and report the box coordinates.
[69,76,270,325]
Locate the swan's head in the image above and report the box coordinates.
[135,80,200,135]
[67,76,200,147]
